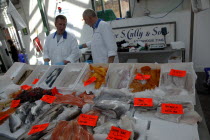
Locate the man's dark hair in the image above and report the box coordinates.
[55,15,67,22]
[7,39,14,46]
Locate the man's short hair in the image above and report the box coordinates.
[83,9,97,17]
[55,15,67,22]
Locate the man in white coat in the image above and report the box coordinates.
[80,9,118,63]
[43,15,80,65]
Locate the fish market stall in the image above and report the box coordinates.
[0,62,208,140]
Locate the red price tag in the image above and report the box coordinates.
[21,85,32,90]
[40,95,57,104]
[51,87,63,95]
[134,98,153,107]
[169,69,186,77]
[78,114,99,126]
[10,100,20,108]
[84,77,96,86]
[107,126,132,140]
[28,123,49,135]
[135,74,151,80]
[0,114,9,121]
[32,79,39,84]
[161,103,184,114]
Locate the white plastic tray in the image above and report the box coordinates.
[21,65,49,87]
[52,63,87,89]
[35,65,65,89]
[74,63,109,94]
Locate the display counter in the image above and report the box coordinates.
[0,62,208,140]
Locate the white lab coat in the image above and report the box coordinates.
[86,21,118,63]
[43,32,80,65]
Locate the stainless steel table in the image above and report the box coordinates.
[82,47,185,63]
[118,47,185,63]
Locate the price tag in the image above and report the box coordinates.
[51,87,63,95]
[135,74,151,80]
[134,98,153,107]
[84,77,96,86]
[78,114,99,126]
[40,95,57,104]
[0,114,9,121]
[161,103,184,114]
[169,69,186,77]
[107,126,132,140]
[32,79,39,84]
[21,85,32,90]
[10,100,20,108]
[28,123,49,135]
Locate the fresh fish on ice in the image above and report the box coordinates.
[54,105,81,121]
[45,68,62,88]
[94,88,133,103]
[9,114,23,133]
[107,69,130,89]
[94,100,130,118]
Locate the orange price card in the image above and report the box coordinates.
[135,74,151,80]
[28,123,49,135]
[0,114,9,121]
[107,126,132,140]
[40,95,57,104]
[51,87,63,95]
[84,77,96,86]
[32,79,39,84]
[10,100,20,108]
[169,69,186,77]
[21,85,32,90]
[78,114,99,126]
[161,103,184,114]
[134,98,153,107]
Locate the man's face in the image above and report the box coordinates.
[83,16,93,27]
[55,18,67,35]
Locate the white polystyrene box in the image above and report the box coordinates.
[147,119,199,140]
[159,62,197,104]
[21,65,49,87]
[35,65,65,89]
[12,64,36,85]
[4,62,26,80]
[106,63,134,89]
[52,63,88,89]
[74,63,109,94]
[128,63,161,92]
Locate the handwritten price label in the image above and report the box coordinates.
[107,126,132,140]
[28,123,49,135]
[32,79,39,84]
[0,114,9,121]
[169,69,186,77]
[161,103,184,114]
[40,95,57,104]
[78,114,99,126]
[51,87,63,95]
[84,77,96,86]
[134,98,153,107]
[135,74,151,80]
[10,100,20,108]
[21,85,32,90]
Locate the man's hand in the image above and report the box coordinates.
[64,60,70,65]
[44,58,50,65]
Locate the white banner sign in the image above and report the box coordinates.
[113,22,176,45]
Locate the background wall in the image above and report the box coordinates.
[193,8,210,71]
